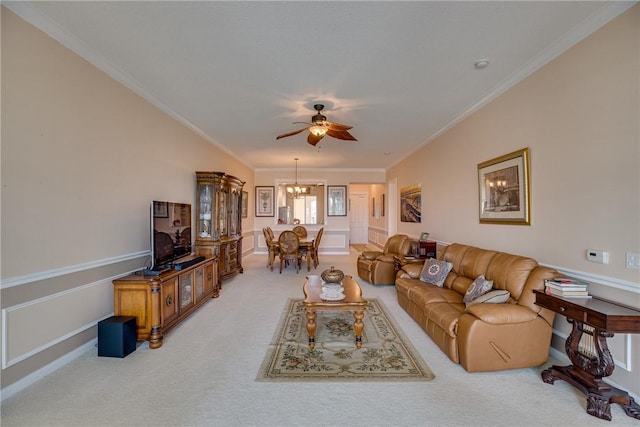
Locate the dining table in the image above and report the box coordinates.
[269,232,314,272]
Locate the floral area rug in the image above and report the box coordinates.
[256,298,435,382]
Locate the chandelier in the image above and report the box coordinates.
[287,158,308,199]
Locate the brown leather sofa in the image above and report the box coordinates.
[395,243,560,372]
[357,234,412,285]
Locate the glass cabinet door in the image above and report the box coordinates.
[179,272,194,309]
[198,183,213,239]
[195,267,204,300]
[229,189,240,236]
[218,189,227,237]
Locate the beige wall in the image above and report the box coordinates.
[390,6,639,284]
[0,8,253,390]
[389,5,640,395]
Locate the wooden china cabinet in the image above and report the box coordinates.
[194,171,245,283]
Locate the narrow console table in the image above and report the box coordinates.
[113,256,218,349]
[534,290,640,421]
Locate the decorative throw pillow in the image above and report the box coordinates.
[463,275,494,303]
[419,259,453,287]
[465,289,511,309]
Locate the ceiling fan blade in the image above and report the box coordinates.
[326,121,353,131]
[326,128,357,141]
[276,127,308,140]
[307,132,325,146]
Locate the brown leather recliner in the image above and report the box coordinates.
[357,234,412,285]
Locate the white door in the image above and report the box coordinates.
[349,193,368,244]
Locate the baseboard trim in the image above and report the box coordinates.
[1,339,97,402]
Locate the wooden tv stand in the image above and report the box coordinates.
[534,290,640,421]
[113,256,218,349]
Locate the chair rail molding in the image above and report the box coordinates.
[0,251,148,290]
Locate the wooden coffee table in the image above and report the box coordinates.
[302,275,368,349]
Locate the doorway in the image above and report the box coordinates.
[349,192,368,244]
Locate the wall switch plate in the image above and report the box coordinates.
[626,252,640,269]
[586,249,609,264]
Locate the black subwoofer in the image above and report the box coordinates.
[98,316,137,358]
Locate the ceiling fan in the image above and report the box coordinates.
[276,104,357,146]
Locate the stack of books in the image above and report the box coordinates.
[544,278,590,298]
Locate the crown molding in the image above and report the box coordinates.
[390,1,637,171]
[4,1,254,170]
[254,167,385,174]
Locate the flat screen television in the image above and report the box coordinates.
[149,200,192,270]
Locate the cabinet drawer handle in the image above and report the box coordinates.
[166,296,173,306]
[208,273,213,280]
[560,306,566,312]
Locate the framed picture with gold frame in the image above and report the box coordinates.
[477,147,530,225]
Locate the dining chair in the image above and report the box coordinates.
[311,227,324,269]
[298,238,313,272]
[266,226,275,241]
[292,225,308,238]
[278,230,301,273]
[263,228,279,271]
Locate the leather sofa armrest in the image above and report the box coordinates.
[360,251,383,260]
[464,303,538,325]
[376,254,395,263]
[398,263,423,279]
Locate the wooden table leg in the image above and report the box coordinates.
[353,309,365,349]
[543,365,640,420]
[305,309,317,349]
[541,318,640,421]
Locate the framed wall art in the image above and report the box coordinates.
[400,185,421,223]
[477,147,530,225]
[255,186,274,217]
[327,185,347,216]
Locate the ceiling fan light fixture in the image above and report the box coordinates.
[309,124,328,137]
[276,103,355,145]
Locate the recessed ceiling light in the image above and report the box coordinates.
[474,59,490,69]
[384,152,391,155]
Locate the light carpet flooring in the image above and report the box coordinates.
[1,248,636,426]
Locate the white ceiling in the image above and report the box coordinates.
[6,1,634,170]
